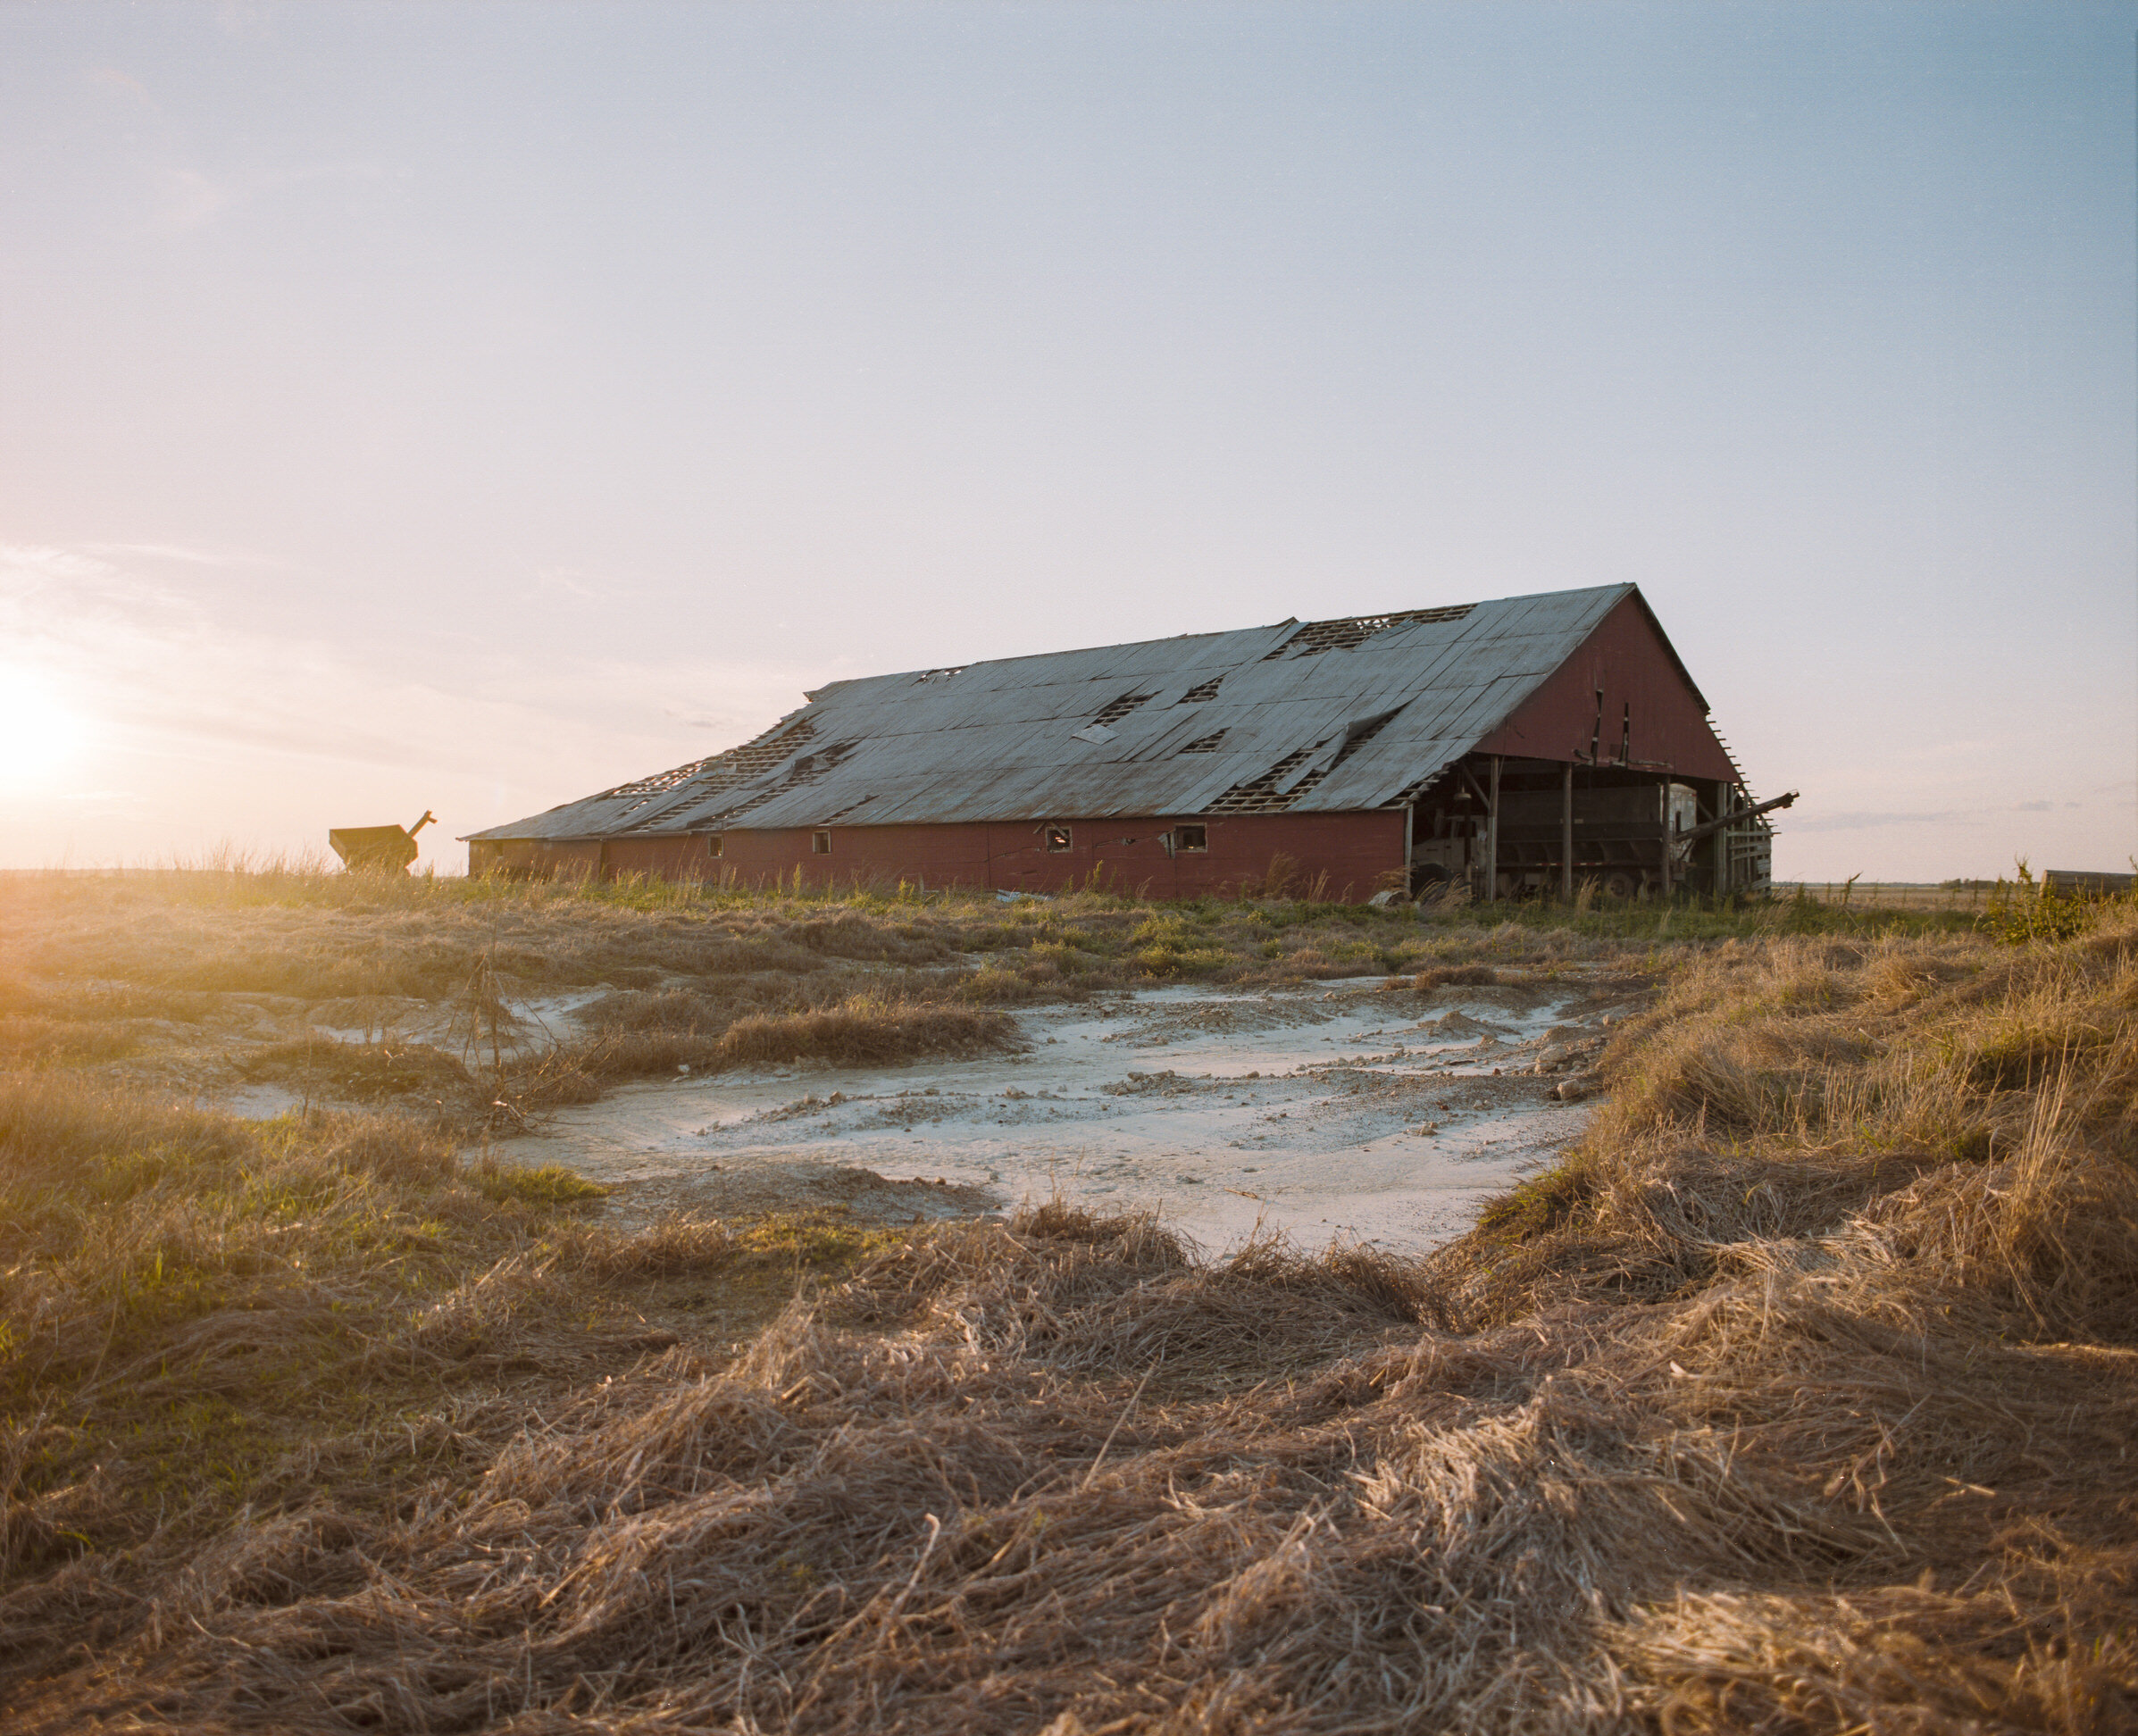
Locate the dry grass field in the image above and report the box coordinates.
[0,866,2131,1732]
[1775,881,2010,914]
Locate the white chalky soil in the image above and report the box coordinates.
[500,975,1630,1254]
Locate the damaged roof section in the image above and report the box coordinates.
[469,584,1648,841]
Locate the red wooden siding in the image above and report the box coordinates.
[472,810,1406,901]
[1474,593,1740,785]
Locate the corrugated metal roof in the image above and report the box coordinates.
[467,585,1637,840]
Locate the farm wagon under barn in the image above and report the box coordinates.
[464,583,1784,902]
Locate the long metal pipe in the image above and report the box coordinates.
[1674,789,1800,850]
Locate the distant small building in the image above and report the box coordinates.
[464,583,1782,900]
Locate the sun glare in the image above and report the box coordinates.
[0,668,90,789]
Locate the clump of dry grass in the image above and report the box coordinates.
[714,998,1015,1067]
[1408,962,1501,990]
[0,1072,881,1607]
[0,1077,547,1401]
[498,995,1020,1108]
[238,1034,474,1105]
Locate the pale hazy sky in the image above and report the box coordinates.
[3,2,2132,880]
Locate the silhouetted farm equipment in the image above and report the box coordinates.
[328,810,437,873]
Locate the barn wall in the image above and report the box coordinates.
[1474,593,1741,784]
[714,812,1400,899]
[478,812,1406,902]
[469,838,605,881]
[594,834,727,882]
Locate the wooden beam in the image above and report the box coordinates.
[1714,781,1731,897]
[1561,763,1574,901]
[1485,755,1501,903]
[1658,777,1674,897]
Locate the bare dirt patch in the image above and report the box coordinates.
[498,974,1615,1249]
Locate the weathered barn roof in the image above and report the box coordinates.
[469,583,1688,840]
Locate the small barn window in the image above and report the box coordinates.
[1175,824,1207,853]
[812,830,832,855]
[1045,826,1073,853]
[706,834,723,858]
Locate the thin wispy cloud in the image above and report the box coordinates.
[84,66,155,106]
[7,544,808,772]
[0,542,824,864]
[151,165,237,230]
[535,567,635,604]
[80,541,292,570]
[1788,810,1961,834]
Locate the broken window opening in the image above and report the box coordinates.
[1176,823,1208,853]
[1045,826,1073,854]
[812,830,832,855]
[706,835,723,858]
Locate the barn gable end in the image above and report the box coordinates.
[1474,590,1740,784]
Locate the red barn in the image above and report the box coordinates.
[464,584,1783,900]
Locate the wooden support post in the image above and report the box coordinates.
[1716,784,1732,897]
[1560,763,1574,901]
[1485,755,1501,903]
[1658,779,1674,898]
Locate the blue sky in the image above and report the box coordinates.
[2,1,2132,878]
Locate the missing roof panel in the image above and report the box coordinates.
[1090,691,1158,728]
[1261,605,1475,659]
[1208,747,1316,814]
[691,739,863,827]
[605,716,819,803]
